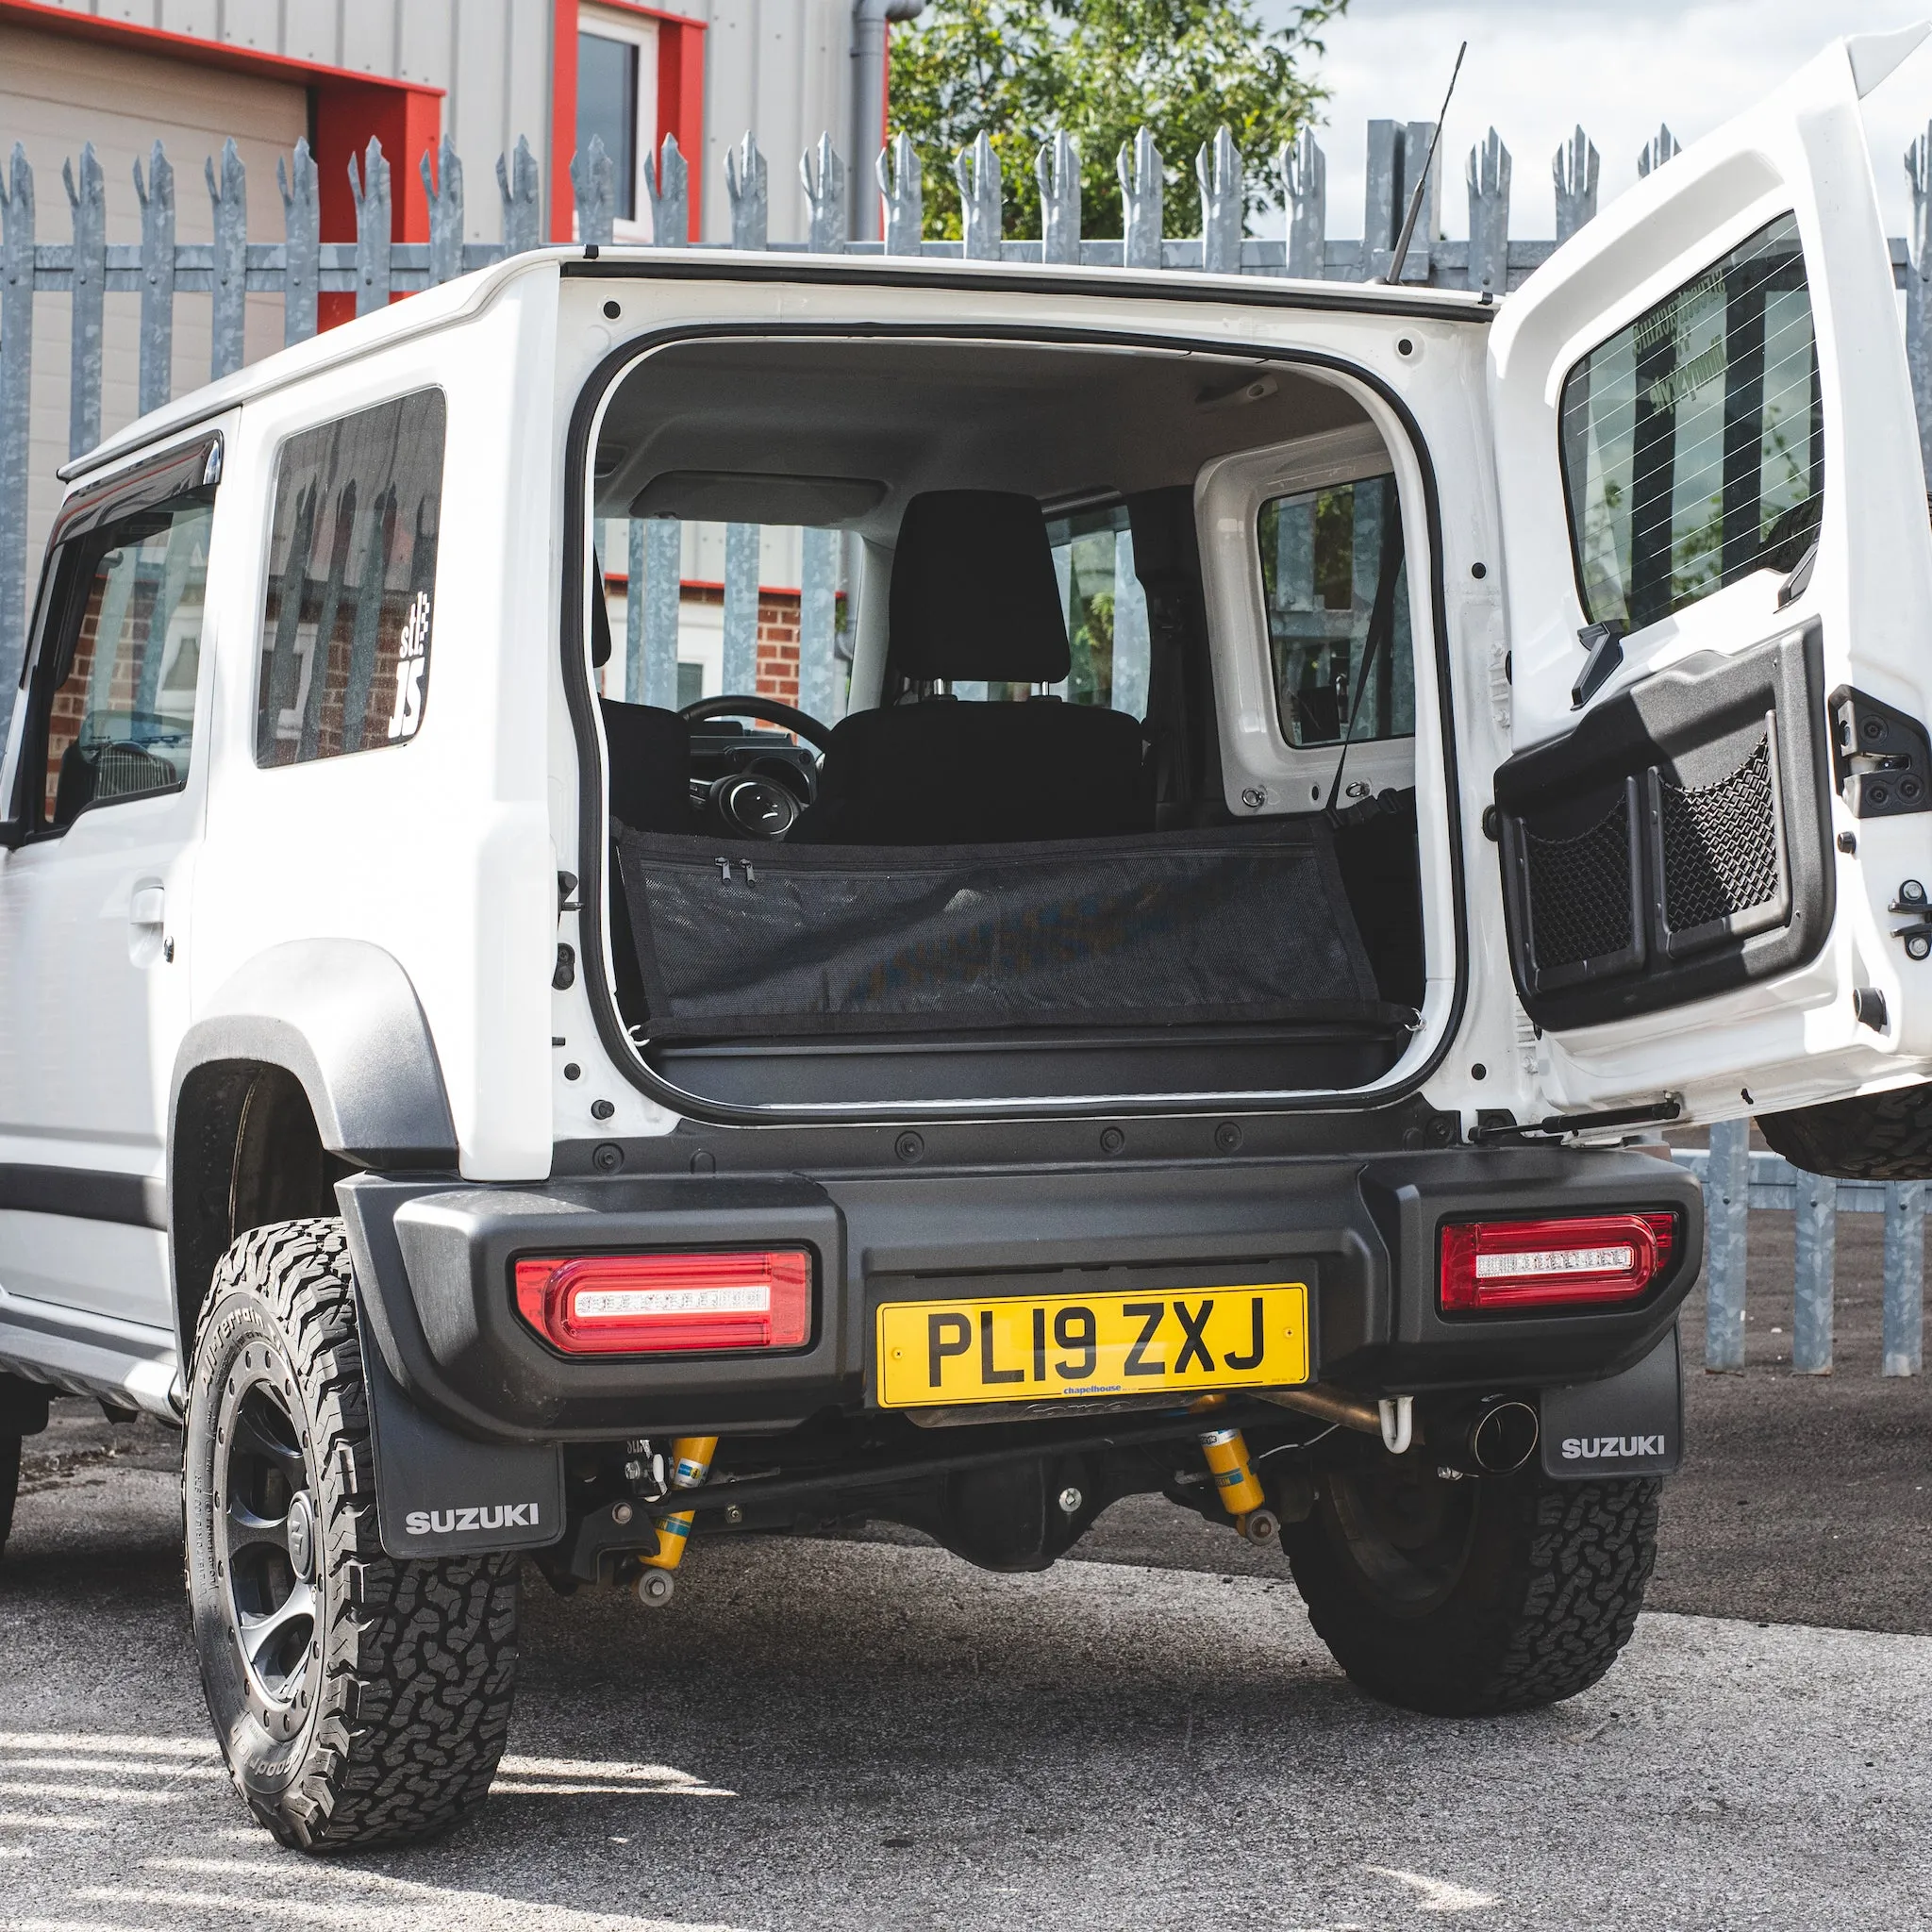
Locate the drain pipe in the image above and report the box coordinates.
[850,0,927,242]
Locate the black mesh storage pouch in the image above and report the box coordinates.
[1647,727,1790,958]
[1515,776,1646,989]
[614,820,1393,1040]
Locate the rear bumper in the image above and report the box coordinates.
[338,1144,1703,1444]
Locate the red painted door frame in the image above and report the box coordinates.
[551,0,707,243]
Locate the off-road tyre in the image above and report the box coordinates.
[1283,1452,1659,1716]
[1757,1084,1932,1179]
[184,1218,519,1851]
[0,1433,19,1557]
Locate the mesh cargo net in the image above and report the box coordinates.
[1658,733,1782,936]
[614,821,1394,1040]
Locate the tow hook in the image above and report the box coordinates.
[1378,1395,1414,1456]
[635,1435,717,1607]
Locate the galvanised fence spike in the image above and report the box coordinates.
[278,138,319,345]
[498,135,541,256]
[425,137,464,287]
[727,133,770,253]
[1037,130,1079,265]
[1284,128,1325,278]
[349,136,391,316]
[1553,125,1600,242]
[133,141,175,417]
[1118,126,1163,271]
[802,132,847,255]
[1466,128,1510,298]
[644,132,688,248]
[62,142,104,456]
[1640,123,1681,177]
[880,131,922,257]
[208,139,247,377]
[1198,125,1242,275]
[956,129,1001,262]
[571,130,615,248]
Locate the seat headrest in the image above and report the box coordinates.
[890,491,1071,685]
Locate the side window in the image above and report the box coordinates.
[1041,508,1151,720]
[256,390,445,767]
[1559,211,1821,632]
[38,494,212,829]
[1257,473,1411,749]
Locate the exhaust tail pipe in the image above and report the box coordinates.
[1424,1397,1540,1475]
[1467,1398,1540,1474]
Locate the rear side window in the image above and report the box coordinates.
[1559,212,1822,633]
[256,390,445,766]
[1258,473,1411,749]
[38,492,212,828]
[1042,508,1150,720]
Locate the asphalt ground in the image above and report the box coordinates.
[3,1208,1930,1926]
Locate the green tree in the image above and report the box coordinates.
[890,0,1346,242]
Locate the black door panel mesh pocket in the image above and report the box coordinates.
[1491,627,1826,1029]
[1502,777,1646,992]
[1646,724,1790,958]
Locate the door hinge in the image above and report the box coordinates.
[1890,878,1932,959]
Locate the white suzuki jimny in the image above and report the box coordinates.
[0,32,1925,1852]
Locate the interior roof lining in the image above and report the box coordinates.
[591,334,1376,537]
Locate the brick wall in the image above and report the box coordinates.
[756,591,801,705]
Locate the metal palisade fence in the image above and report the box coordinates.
[10,113,1932,722]
[3,111,1932,1375]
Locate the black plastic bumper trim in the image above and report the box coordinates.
[340,1145,1703,1445]
[0,1163,168,1230]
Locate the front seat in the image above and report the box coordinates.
[803,491,1151,844]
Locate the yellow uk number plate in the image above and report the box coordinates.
[874,1284,1309,1409]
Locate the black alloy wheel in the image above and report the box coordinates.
[213,1351,323,1741]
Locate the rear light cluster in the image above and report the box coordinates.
[1439,1213,1675,1314]
[513,1249,812,1355]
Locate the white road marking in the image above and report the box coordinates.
[1366,1865,1499,1912]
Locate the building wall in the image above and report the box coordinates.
[683,0,853,243]
[21,0,555,242]
[0,19,307,580]
[15,1,886,242]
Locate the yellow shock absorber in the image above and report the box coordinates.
[1197,1424,1277,1543]
[639,1436,718,1574]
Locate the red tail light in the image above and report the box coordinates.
[513,1250,812,1355]
[1439,1214,1675,1314]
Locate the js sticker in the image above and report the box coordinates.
[387,589,431,741]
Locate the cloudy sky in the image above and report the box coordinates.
[1257,0,1932,245]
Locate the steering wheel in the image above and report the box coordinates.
[677,694,837,754]
[678,694,835,841]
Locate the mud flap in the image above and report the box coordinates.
[1539,1324,1682,1480]
[357,1294,564,1558]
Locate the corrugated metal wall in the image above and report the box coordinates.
[0,18,303,571]
[24,0,557,242]
[683,0,853,243]
[26,3,868,244]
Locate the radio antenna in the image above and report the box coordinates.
[1378,40,1467,286]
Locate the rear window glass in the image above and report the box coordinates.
[256,390,445,766]
[1258,473,1411,748]
[1559,211,1822,633]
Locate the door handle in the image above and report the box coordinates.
[129,885,165,927]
